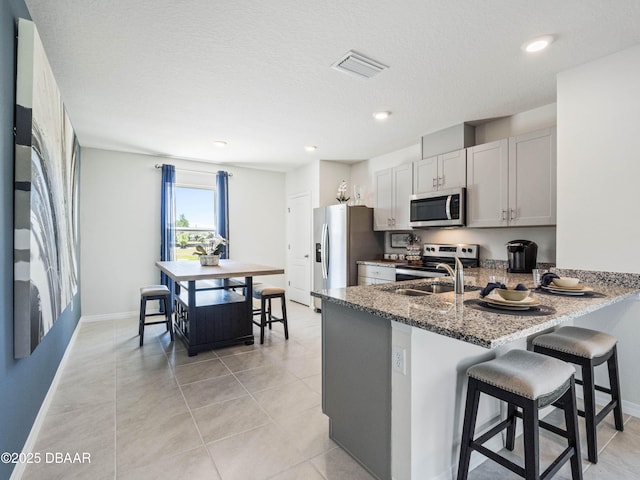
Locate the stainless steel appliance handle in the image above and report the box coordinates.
[321,223,329,279]
[445,195,452,220]
[395,268,446,279]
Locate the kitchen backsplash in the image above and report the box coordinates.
[384,226,557,263]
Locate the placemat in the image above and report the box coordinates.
[464,299,557,316]
[535,288,607,298]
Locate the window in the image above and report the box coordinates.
[174,185,216,261]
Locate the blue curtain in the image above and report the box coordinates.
[216,171,229,259]
[160,164,176,310]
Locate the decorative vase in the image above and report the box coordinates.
[199,254,220,266]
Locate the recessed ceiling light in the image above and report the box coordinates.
[373,111,391,120]
[522,35,555,53]
[213,140,227,147]
[305,145,317,152]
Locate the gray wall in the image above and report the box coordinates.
[0,1,82,477]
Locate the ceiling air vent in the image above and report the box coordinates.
[331,51,388,79]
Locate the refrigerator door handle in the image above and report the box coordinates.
[321,223,329,279]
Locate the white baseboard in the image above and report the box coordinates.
[622,400,640,418]
[81,310,137,322]
[10,322,82,480]
[577,388,640,419]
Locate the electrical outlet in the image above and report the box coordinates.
[392,346,406,375]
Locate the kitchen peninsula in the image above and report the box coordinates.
[312,269,639,480]
[156,260,284,356]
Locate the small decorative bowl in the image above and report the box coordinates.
[552,277,580,288]
[496,288,530,301]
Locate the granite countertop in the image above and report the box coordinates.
[312,268,640,349]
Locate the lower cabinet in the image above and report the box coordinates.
[358,264,396,285]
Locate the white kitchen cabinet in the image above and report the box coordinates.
[413,149,466,194]
[374,164,412,230]
[357,264,396,285]
[466,127,556,227]
[466,139,509,227]
[508,127,557,226]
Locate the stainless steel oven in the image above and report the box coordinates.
[409,187,465,228]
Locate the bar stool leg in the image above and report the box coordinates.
[281,296,289,340]
[522,400,540,480]
[562,380,583,480]
[506,403,517,451]
[582,364,598,463]
[608,346,624,432]
[139,297,146,346]
[268,297,273,330]
[457,378,481,480]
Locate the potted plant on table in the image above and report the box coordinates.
[194,234,227,266]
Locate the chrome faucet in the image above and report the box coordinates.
[436,257,464,294]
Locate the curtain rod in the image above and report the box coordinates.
[154,164,233,176]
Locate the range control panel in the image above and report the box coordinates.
[422,243,479,260]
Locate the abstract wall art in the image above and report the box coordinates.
[14,19,79,358]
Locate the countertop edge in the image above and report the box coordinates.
[312,273,640,349]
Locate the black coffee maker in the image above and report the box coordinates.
[506,240,538,273]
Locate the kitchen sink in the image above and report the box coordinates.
[394,283,481,296]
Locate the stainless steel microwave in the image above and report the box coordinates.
[409,187,466,228]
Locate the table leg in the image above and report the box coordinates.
[188,280,197,355]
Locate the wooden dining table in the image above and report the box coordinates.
[156,260,284,356]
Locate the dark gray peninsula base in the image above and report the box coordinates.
[322,301,391,480]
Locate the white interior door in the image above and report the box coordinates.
[287,193,311,306]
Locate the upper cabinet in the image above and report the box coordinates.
[374,164,412,231]
[413,149,467,194]
[466,139,509,227]
[466,127,556,228]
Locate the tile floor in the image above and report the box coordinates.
[19,300,639,479]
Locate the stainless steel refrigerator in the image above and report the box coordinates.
[313,205,383,310]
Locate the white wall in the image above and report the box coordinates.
[319,160,351,207]
[557,44,640,273]
[80,148,286,316]
[554,44,640,411]
[286,160,318,207]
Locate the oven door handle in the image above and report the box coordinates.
[445,195,452,220]
[395,268,446,279]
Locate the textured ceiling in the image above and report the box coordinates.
[24,0,640,171]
